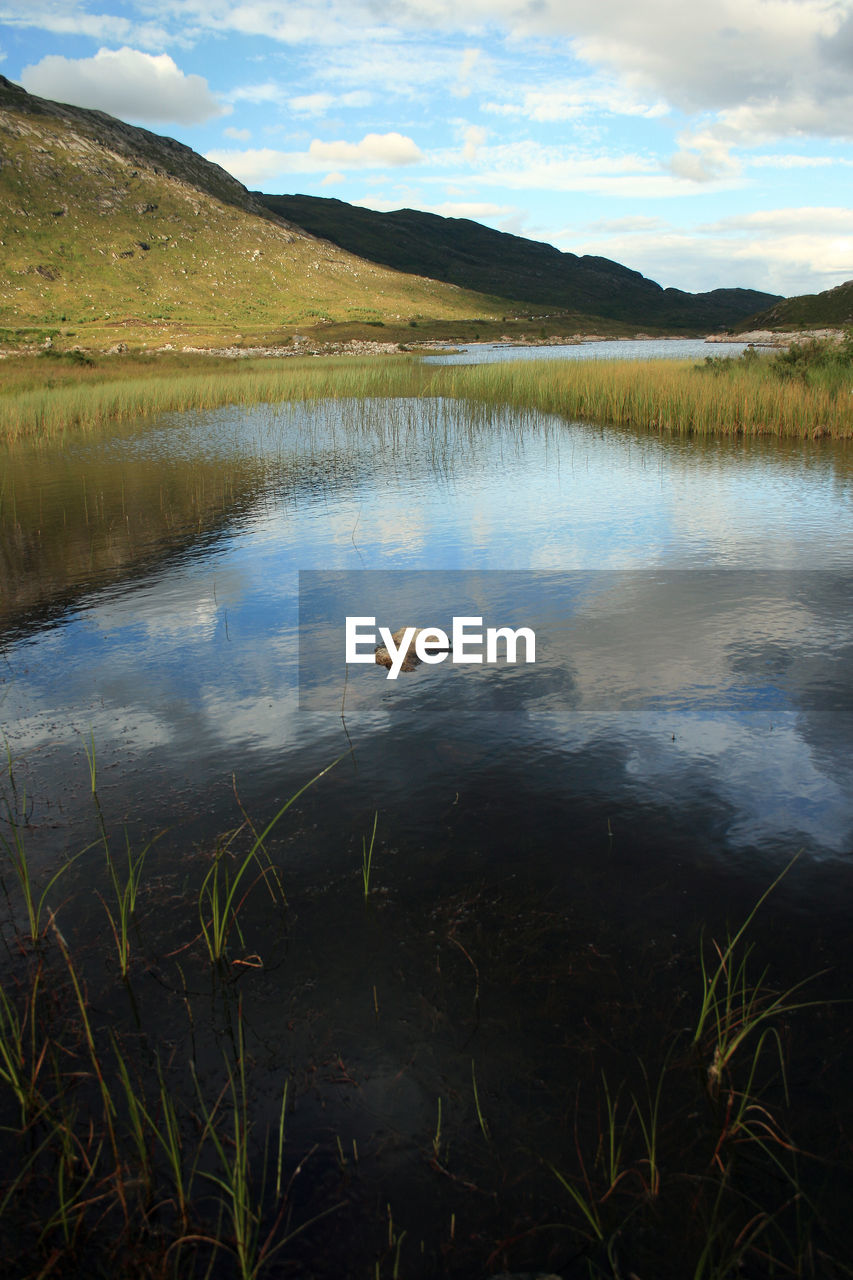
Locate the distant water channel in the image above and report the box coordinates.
[1,370,852,1275]
[425,335,754,364]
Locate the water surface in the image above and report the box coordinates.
[1,390,852,1276]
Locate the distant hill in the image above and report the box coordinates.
[0,76,512,341]
[734,279,853,332]
[0,74,785,346]
[257,193,782,332]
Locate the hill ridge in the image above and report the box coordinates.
[257,192,782,331]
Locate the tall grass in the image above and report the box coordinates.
[199,759,342,964]
[0,356,432,444]
[2,345,852,444]
[440,352,853,439]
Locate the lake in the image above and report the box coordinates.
[1,345,852,1276]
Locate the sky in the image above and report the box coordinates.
[2,1,852,299]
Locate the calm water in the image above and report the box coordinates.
[1,378,852,1275]
[425,336,753,364]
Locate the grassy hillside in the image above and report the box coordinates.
[1,76,787,350]
[257,193,782,332]
[734,279,853,332]
[0,76,525,348]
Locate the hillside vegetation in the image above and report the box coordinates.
[734,279,853,332]
[258,193,782,332]
[0,76,519,347]
[1,76,792,350]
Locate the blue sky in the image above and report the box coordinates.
[2,1,852,298]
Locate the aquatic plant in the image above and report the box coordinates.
[2,344,853,444]
[199,759,342,963]
[362,810,378,900]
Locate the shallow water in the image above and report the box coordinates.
[1,389,852,1276]
[425,335,753,364]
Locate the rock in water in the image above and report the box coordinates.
[374,627,425,673]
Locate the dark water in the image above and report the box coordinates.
[1,389,852,1277]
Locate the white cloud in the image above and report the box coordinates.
[703,207,853,236]
[430,200,514,220]
[439,140,741,199]
[356,195,515,221]
[224,125,251,140]
[165,1,853,143]
[227,81,287,105]
[485,80,667,123]
[306,132,423,165]
[750,154,843,169]
[586,216,665,233]
[206,131,424,183]
[0,4,171,49]
[453,46,482,97]
[19,47,225,124]
[667,127,743,184]
[288,90,372,115]
[461,125,486,162]
[14,0,851,142]
[289,92,335,115]
[551,206,853,295]
[320,170,346,185]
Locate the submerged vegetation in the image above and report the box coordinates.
[1,335,852,445]
[0,767,850,1277]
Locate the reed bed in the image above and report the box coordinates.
[0,356,432,445]
[440,355,853,439]
[2,348,853,444]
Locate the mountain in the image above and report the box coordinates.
[256,194,782,332]
[0,75,511,343]
[0,73,782,346]
[733,279,853,332]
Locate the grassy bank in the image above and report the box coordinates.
[438,342,853,439]
[2,341,853,444]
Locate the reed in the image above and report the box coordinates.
[692,853,818,1095]
[362,811,378,900]
[440,353,853,439]
[471,1059,490,1142]
[548,859,823,1276]
[192,1031,259,1279]
[0,968,47,1127]
[3,345,853,445]
[0,796,87,943]
[99,827,158,978]
[199,758,342,963]
[0,356,431,444]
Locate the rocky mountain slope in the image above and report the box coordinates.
[0,76,508,340]
[257,193,782,332]
[0,74,788,345]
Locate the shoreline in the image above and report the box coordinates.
[3,326,846,362]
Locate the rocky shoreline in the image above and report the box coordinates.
[706,327,847,347]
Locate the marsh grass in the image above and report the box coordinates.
[2,344,853,444]
[0,354,431,444]
[0,796,87,944]
[362,811,378,900]
[548,860,830,1278]
[199,759,342,963]
[693,853,819,1095]
[440,350,853,438]
[99,827,159,979]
